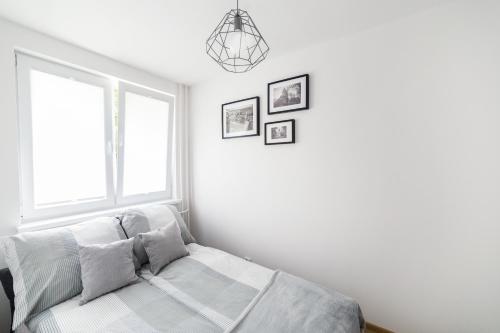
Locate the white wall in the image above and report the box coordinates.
[189,1,500,332]
[0,17,178,332]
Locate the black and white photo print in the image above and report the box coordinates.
[221,97,260,139]
[268,74,309,114]
[265,119,295,145]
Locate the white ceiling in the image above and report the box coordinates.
[0,0,450,84]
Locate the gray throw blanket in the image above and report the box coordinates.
[228,271,365,333]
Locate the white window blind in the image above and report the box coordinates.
[16,53,175,223]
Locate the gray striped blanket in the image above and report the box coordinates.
[25,244,364,333]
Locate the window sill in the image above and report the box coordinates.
[17,199,181,233]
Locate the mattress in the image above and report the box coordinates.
[26,244,364,333]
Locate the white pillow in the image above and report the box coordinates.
[69,216,127,245]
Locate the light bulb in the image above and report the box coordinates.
[227,30,248,57]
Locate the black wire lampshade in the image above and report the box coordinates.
[206,1,269,73]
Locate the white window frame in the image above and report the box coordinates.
[115,82,175,206]
[17,53,115,223]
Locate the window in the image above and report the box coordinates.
[17,53,175,223]
[117,83,174,205]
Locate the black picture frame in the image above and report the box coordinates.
[267,74,309,114]
[221,96,260,139]
[264,119,296,145]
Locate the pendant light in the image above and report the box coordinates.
[206,0,270,73]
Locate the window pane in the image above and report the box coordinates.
[30,70,107,207]
[122,92,169,196]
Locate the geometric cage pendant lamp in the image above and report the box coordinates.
[206,0,270,73]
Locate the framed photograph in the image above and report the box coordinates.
[268,74,309,114]
[265,119,295,145]
[221,96,260,139]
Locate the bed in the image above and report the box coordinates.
[0,206,364,333]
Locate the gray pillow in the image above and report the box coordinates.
[69,216,127,245]
[121,204,195,243]
[139,222,188,275]
[0,216,125,330]
[132,236,148,269]
[121,204,195,268]
[78,238,138,304]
